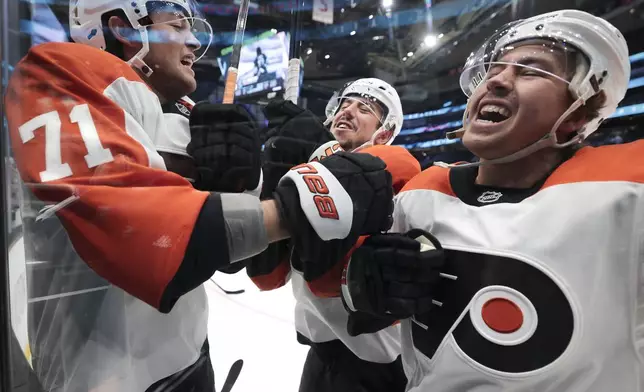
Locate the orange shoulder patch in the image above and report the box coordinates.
[359,145,421,193]
[400,165,455,196]
[543,141,644,189]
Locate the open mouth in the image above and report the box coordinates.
[476,103,511,125]
[180,56,194,68]
[335,120,355,132]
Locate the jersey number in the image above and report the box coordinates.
[292,163,339,220]
[19,104,114,182]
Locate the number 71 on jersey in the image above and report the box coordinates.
[18,103,114,182]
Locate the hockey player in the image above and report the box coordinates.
[248,79,417,392]
[341,9,644,392]
[3,1,394,391]
[325,78,400,152]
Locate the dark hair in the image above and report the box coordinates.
[578,91,607,123]
[100,9,129,60]
[564,91,606,151]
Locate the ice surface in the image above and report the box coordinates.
[206,271,308,392]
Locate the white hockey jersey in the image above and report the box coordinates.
[159,96,196,158]
[391,141,644,391]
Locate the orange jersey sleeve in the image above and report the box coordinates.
[5,42,216,311]
[306,145,421,297]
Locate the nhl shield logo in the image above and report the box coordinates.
[477,191,502,204]
[175,101,191,117]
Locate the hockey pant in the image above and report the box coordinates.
[145,339,215,392]
[298,337,407,392]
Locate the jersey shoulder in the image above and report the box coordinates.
[400,164,454,196]
[544,140,644,188]
[8,41,163,140]
[12,42,144,92]
[5,42,167,179]
[359,145,421,193]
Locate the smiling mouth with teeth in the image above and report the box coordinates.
[477,104,511,124]
[335,121,354,131]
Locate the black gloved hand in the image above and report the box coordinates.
[273,152,394,281]
[259,100,337,200]
[260,136,331,199]
[245,240,291,289]
[187,102,261,193]
[341,229,447,321]
[261,99,335,145]
[346,309,399,337]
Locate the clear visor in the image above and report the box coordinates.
[460,28,583,97]
[142,16,213,62]
[327,94,386,124]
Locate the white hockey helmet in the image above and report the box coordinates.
[454,9,630,165]
[69,0,213,77]
[325,78,404,146]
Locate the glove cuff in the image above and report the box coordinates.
[243,168,263,198]
[308,140,344,163]
[341,258,358,312]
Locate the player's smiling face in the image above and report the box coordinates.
[462,44,576,160]
[331,97,384,151]
[143,9,201,101]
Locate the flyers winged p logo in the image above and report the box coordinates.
[411,249,576,374]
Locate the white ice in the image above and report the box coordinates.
[206,271,309,392]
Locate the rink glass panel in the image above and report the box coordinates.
[3,0,644,391]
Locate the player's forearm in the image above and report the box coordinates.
[261,199,290,243]
[175,194,288,274]
[219,195,289,263]
[220,193,268,262]
[162,193,288,311]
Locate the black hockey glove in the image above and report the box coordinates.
[273,152,394,281]
[259,100,338,200]
[187,102,261,193]
[261,136,342,199]
[262,99,335,145]
[245,240,291,283]
[341,229,447,322]
[346,309,399,337]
